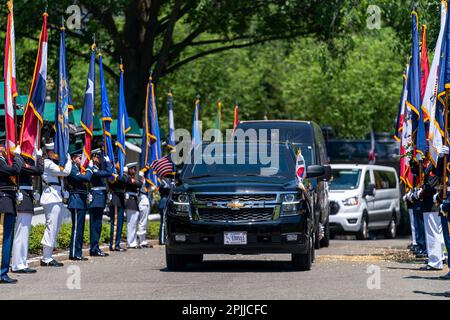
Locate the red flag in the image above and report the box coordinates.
[19,12,48,160]
[4,1,17,165]
[233,103,239,130]
[420,25,429,112]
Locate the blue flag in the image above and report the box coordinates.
[140,76,154,186]
[54,25,73,168]
[407,12,427,160]
[192,97,202,148]
[149,77,162,188]
[99,54,116,173]
[117,64,130,177]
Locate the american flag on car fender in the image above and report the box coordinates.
[151,156,175,178]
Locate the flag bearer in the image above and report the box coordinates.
[410,161,428,258]
[124,163,143,249]
[88,149,113,257]
[438,146,450,279]
[108,163,128,251]
[137,178,152,248]
[40,142,72,267]
[11,149,44,274]
[418,162,445,271]
[66,150,93,260]
[0,144,24,284]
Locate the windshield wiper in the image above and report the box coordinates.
[187,174,215,179]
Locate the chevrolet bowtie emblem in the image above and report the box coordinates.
[227,201,245,210]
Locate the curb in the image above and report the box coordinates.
[27,240,161,268]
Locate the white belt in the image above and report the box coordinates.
[19,186,33,191]
[92,187,107,191]
[126,192,138,197]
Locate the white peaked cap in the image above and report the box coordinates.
[45,142,55,150]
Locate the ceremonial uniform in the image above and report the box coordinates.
[88,158,113,255]
[66,163,93,259]
[410,162,427,256]
[0,153,24,283]
[40,155,72,265]
[124,168,143,248]
[420,166,444,270]
[137,185,152,248]
[11,155,44,272]
[108,174,128,251]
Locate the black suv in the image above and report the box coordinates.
[165,142,328,271]
[235,120,331,249]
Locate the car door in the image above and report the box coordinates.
[371,170,391,227]
[363,169,375,213]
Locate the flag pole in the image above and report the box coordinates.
[443,91,449,218]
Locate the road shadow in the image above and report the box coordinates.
[160,259,301,273]
[413,290,450,298]
[404,275,450,281]
[386,266,442,272]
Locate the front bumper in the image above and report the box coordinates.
[329,210,362,232]
[166,214,308,255]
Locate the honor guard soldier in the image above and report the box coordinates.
[11,148,44,274]
[0,144,24,284]
[108,163,128,251]
[88,149,114,257]
[417,161,445,271]
[137,178,153,248]
[40,142,72,267]
[437,146,450,279]
[66,150,94,260]
[409,160,428,258]
[124,163,143,249]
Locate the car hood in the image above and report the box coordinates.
[328,189,361,201]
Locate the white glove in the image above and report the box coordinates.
[139,171,145,178]
[415,188,424,200]
[438,146,450,158]
[123,166,128,173]
[433,193,439,204]
[66,153,71,161]
[104,155,110,162]
[13,146,21,156]
[88,160,94,168]
[36,149,43,157]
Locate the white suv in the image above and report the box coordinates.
[328,164,400,240]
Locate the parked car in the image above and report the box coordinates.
[328,164,401,240]
[235,120,331,249]
[165,142,327,271]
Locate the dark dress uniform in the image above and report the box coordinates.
[124,173,143,248]
[108,175,128,250]
[66,165,93,259]
[11,156,44,272]
[0,154,24,281]
[88,160,113,255]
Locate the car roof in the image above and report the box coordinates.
[330,163,397,172]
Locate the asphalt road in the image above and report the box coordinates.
[0,237,449,300]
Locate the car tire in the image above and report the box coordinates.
[385,214,397,239]
[165,247,189,271]
[320,219,330,248]
[356,213,369,240]
[292,234,312,271]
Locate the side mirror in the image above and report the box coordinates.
[365,184,376,197]
[306,165,325,178]
[174,168,183,184]
[323,165,332,181]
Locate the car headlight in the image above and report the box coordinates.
[172,193,190,216]
[281,193,301,216]
[343,197,359,206]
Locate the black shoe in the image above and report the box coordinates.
[439,273,450,280]
[69,256,88,261]
[114,246,127,252]
[40,259,64,267]
[0,275,18,284]
[90,250,109,257]
[416,253,428,259]
[419,265,442,271]
[127,246,141,249]
[139,244,152,249]
[11,268,37,274]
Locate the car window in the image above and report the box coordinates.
[373,170,396,189]
[364,171,371,190]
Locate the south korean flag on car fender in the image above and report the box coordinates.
[295,149,306,188]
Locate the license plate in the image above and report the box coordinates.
[224,232,247,245]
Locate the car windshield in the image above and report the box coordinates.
[183,143,296,181]
[329,169,362,190]
[292,143,314,167]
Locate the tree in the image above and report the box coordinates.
[6,0,369,120]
